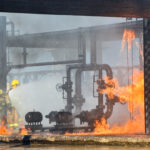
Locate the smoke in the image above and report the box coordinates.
[9,74,65,126]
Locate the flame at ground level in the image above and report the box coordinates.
[94,117,144,135]
[66,117,144,136]
[20,128,28,135]
[0,119,29,135]
[0,120,12,135]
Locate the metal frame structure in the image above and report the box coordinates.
[144,19,150,134]
[0,0,149,133]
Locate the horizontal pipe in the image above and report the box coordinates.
[111,65,140,70]
[9,59,83,69]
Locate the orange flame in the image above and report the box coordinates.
[0,119,29,135]
[100,70,144,113]
[96,70,144,134]
[0,120,12,135]
[121,29,135,51]
[19,123,29,135]
[20,128,28,135]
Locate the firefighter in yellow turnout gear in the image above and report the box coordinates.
[8,80,20,128]
[0,80,20,129]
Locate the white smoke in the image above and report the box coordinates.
[9,75,65,125]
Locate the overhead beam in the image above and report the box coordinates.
[0,0,146,17]
[7,21,143,49]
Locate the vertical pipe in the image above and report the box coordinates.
[74,69,84,113]
[78,29,86,65]
[97,67,103,112]
[65,67,73,112]
[65,65,82,112]
[82,33,86,65]
[75,69,82,96]
[97,42,102,64]
[23,47,27,65]
[90,30,97,65]
[0,17,7,92]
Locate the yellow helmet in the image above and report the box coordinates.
[11,80,20,89]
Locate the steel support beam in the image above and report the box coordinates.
[0,17,7,91]
[144,19,150,134]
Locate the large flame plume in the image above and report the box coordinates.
[96,69,144,134]
[121,29,135,51]
[66,28,144,135]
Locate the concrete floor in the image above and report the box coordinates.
[1,134,150,146]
